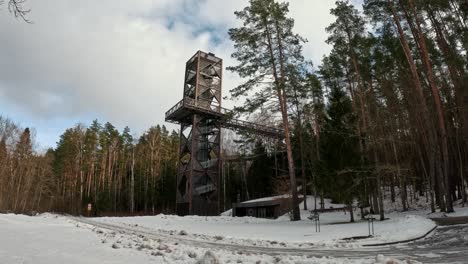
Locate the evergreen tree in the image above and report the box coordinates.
[320,87,360,222]
[228,0,307,220]
[286,63,313,210]
[15,128,32,160]
[247,141,274,199]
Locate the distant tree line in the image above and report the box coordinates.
[0,117,54,214]
[0,117,179,215]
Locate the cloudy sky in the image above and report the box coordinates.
[0,0,359,150]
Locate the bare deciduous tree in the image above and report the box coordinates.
[1,0,30,22]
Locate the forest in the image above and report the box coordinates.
[0,0,466,219]
[0,118,180,215]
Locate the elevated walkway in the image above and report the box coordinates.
[165,97,284,138]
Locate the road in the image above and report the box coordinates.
[73,217,468,263]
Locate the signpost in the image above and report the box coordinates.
[366,215,375,236]
[308,211,320,232]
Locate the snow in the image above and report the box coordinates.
[1,193,457,263]
[447,206,468,217]
[220,209,232,216]
[413,253,442,258]
[196,251,221,264]
[0,213,386,264]
[92,196,436,248]
[374,254,419,264]
[298,195,347,210]
[96,212,433,247]
[0,213,154,264]
[239,195,345,209]
[239,193,291,203]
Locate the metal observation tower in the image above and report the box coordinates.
[165,51,283,216]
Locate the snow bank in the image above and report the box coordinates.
[93,209,435,248]
[367,214,435,244]
[196,251,220,264]
[1,213,389,264]
[375,254,421,264]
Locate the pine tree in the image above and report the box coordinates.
[363,0,464,212]
[247,141,274,199]
[304,72,325,210]
[13,128,33,211]
[228,0,306,220]
[286,63,313,210]
[320,87,360,222]
[83,120,101,208]
[326,1,388,218]
[121,126,134,213]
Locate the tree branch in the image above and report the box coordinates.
[4,0,31,23]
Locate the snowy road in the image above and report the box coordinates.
[403,224,468,263]
[73,217,468,263]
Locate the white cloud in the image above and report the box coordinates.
[288,0,335,64]
[0,0,336,143]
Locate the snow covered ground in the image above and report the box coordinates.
[0,213,155,264]
[0,213,404,264]
[93,212,435,248]
[92,196,435,248]
[2,195,466,263]
[447,206,468,217]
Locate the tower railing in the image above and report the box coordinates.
[165,96,284,138]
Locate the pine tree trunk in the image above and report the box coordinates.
[455,135,467,204]
[388,0,443,211]
[464,79,468,184]
[298,120,307,210]
[390,177,395,203]
[275,23,301,221]
[349,203,355,223]
[407,0,453,212]
[320,193,325,210]
[262,17,300,221]
[371,190,379,214]
[373,149,385,220]
[242,161,250,201]
[130,149,135,213]
[390,133,407,211]
[292,85,308,211]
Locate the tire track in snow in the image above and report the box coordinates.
[70,216,402,260]
[71,217,468,263]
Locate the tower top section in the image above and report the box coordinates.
[165,51,283,138]
[187,50,221,65]
[165,50,223,125]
